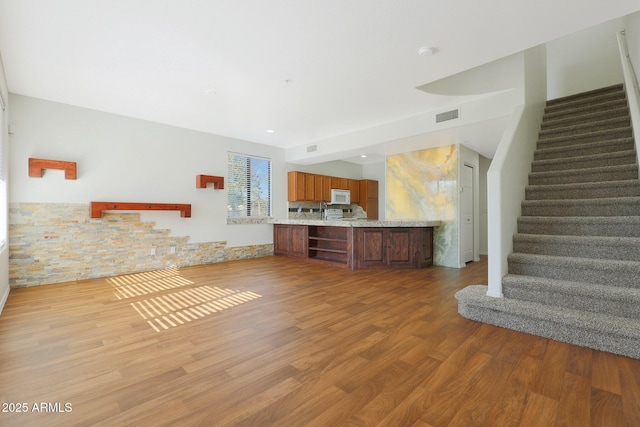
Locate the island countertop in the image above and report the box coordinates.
[268,218,442,228]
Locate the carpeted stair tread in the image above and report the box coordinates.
[501,274,640,319]
[543,98,628,122]
[521,196,640,217]
[531,149,637,172]
[536,127,633,148]
[513,233,640,260]
[534,137,634,161]
[525,179,640,200]
[541,106,630,130]
[456,285,640,359]
[538,116,631,140]
[545,84,624,109]
[517,216,640,237]
[507,253,640,289]
[528,164,638,185]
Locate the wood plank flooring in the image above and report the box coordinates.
[0,256,639,426]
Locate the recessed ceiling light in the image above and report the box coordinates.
[418,46,436,56]
[361,154,367,158]
[204,88,216,94]
[266,129,275,133]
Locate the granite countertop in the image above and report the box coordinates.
[268,218,442,227]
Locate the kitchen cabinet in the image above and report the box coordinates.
[273,222,435,269]
[273,224,308,257]
[359,179,379,219]
[353,227,433,269]
[348,179,360,203]
[288,172,377,208]
[288,171,306,202]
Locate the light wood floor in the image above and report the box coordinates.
[0,256,639,426]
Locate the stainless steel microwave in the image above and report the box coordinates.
[330,189,351,205]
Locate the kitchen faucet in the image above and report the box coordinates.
[320,200,328,220]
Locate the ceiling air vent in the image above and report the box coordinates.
[436,109,459,123]
[306,144,318,153]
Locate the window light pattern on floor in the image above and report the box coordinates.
[107,268,194,299]
[131,285,262,332]
[107,268,262,332]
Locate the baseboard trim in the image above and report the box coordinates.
[0,285,10,316]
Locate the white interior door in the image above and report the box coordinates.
[461,164,474,263]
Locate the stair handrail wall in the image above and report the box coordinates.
[487,105,542,297]
[617,30,640,171]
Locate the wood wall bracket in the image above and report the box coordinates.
[196,175,224,189]
[29,158,77,180]
[90,202,192,218]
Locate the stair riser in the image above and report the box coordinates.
[529,168,638,185]
[534,141,635,161]
[539,119,631,140]
[545,89,626,111]
[531,154,637,173]
[457,300,640,359]
[541,109,629,130]
[521,201,640,217]
[525,185,640,200]
[512,240,640,261]
[543,99,628,121]
[517,220,640,237]
[537,128,633,148]
[502,285,640,320]
[508,260,640,289]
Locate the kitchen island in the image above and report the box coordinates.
[269,219,441,269]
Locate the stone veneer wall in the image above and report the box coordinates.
[9,203,273,287]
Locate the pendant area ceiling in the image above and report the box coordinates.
[0,0,638,153]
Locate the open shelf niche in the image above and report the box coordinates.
[29,158,77,180]
[90,202,192,218]
[196,175,224,189]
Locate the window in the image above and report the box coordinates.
[0,93,5,248]
[227,152,271,217]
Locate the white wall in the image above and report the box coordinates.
[0,54,8,313]
[627,12,640,71]
[478,155,491,255]
[9,95,287,247]
[547,17,626,99]
[487,45,547,298]
[286,160,362,180]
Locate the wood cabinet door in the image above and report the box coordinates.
[354,228,386,268]
[348,179,360,203]
[305,174,316,202]
[273,225,291,255]
[314,175,324,202]
[287,172,306,201]
[290,225,308,257]
[321,176,332,201]
[386,229,413,267]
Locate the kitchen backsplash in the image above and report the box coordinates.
[287,202,367,220]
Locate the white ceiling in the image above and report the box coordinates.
[1,1,639,161]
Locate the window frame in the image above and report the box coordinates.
[227,152,272,219]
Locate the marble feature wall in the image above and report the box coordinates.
[9,203,273,287]
[386,145,459,267]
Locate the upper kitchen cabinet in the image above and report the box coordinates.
[348,179,360,203]
[288,171,306,201]
[288,171,376,208]
[359,179,379,219]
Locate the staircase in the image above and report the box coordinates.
[456,84,640,359]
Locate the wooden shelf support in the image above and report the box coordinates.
[196,175,224,189]
[29,158,77,180]
[90,202,192,218]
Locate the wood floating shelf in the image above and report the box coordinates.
[29,158,77,180]
[90,202,192,218]
[196,174,224,189]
